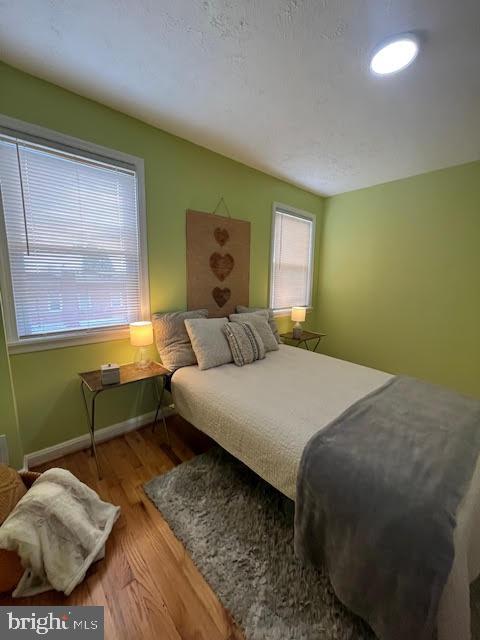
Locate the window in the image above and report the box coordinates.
[269,203,315,312]
[0,119,148,351]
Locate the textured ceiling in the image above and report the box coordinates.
[0,0,479,195]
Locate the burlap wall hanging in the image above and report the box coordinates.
[186,199,250,317]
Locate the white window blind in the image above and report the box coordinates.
[0,132,145,344]
[270,206,315,311]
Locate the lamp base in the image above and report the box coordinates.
[292,322,303,340]
[134,347,151,369]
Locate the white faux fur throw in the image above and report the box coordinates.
[0,468,120,597]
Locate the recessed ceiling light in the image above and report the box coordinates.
[370,35,419,76]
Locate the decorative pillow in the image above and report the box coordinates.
[152,309,208,371]
[236,305,281,343]
[229,311,279,353]
[223,321,266,367]
[184,318,233,371]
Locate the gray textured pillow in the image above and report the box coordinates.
[235,305,281,343]
[229,311,279,353]
[184,318,233,371]
[152,308,208,371]
[223,321,266,367]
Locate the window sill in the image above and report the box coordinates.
[8,326,131,354]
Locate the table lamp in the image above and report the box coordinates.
[291,307,306,339]
[130,321,153,369]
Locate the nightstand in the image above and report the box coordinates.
[280,330,326,352]
[79,362,171,478]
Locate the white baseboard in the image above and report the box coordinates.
[23,406,176,470]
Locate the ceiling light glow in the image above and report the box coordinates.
[370,36,419,76]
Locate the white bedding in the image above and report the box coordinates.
[172,345,480,640]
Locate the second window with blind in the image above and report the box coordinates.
[269,204,315,313]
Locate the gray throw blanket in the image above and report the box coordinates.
[295,376,480,640]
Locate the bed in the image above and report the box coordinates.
[171,345,480,640]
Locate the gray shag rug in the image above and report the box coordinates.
[144,448,375,640]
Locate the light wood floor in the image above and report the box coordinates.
[0,416,243,640]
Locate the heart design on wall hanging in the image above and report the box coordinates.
[209,252,234,281]
[212,287,231,308]
[214,227,229,246]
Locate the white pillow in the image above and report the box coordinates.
[184,318,233,370]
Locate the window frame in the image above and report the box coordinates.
[269,202,316,316]
[0,114,150,354]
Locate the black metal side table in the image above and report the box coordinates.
[79,361,171,478]
[280,330,326,352]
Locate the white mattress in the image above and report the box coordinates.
[172,345,480,639]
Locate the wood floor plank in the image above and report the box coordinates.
[113,481,226,640]
[124,429,174,476]
[117,579,181,640]
[86,574,117,639]
[103,436,143,479]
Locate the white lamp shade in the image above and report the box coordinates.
[129,321,153,347]
[291,307,306,323]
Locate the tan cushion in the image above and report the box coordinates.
[152,309,208,371]
[229,311,279,353]
[235,306,281,343]
[0,464,27,526]
[0,464,27,594]
[184,318,232,371]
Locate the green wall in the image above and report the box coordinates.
[317,161,480,398]
[0,293,23,468]
[0,62,323,457]
[1,60,478,462]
